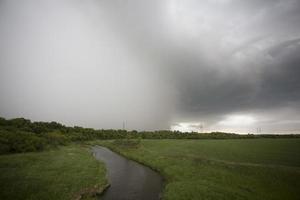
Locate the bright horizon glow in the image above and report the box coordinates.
[171,115,256,133]
[171,122,204,132]
[218,114,256,126]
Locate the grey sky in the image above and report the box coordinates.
[0,0,300,133]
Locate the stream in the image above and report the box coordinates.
[92,146,163,200]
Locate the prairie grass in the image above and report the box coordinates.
[0,145,107,200]
[97,139,300,200]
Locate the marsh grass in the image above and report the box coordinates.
[0,145,108,200]
[112,137,141,148]
[97,139,300,200]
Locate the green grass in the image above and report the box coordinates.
[97,139,300,200]
[0,145,108,200]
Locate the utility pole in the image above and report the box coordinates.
[123,121,125,130]
[256,127,262,134]
[200,124,204,133]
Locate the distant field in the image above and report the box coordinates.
[98,139,300,200]
[0,145,107,200]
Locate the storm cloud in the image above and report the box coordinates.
[0,0,300,133]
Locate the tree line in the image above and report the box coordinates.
[0,117,299,154]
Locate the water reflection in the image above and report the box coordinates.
[92,146,163,200]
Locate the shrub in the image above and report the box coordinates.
[113,136,142,148]
[0,131,47,154]
[43,131,69,146]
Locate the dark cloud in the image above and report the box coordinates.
[0,0,300,133]
[258,42,300,107]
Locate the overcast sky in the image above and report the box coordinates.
[0,0,300,133]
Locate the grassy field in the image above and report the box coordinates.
[97,139,300,200]
[0,145,108,200]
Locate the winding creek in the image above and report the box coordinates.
[92,146,163,200]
